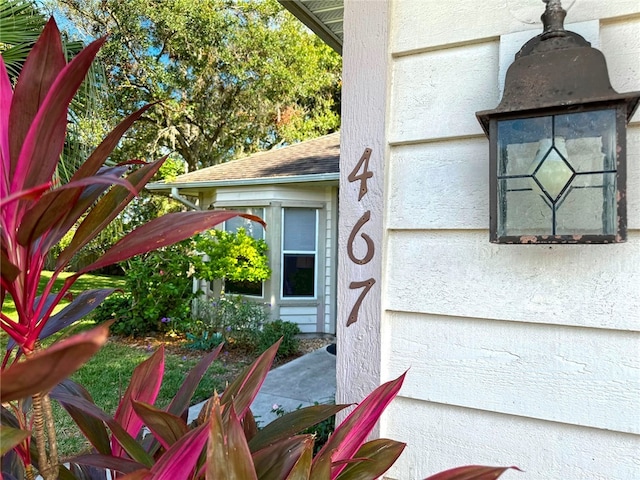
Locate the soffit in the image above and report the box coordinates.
[278,0,343,55]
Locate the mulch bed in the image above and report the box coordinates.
[110,333,332,388]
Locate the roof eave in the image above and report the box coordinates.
[147,172,340,192]
[277,0,342,55]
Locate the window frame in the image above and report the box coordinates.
[222,206,266,298]
[281,207,318,300]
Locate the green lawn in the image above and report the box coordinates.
[1,271,127,320]
[2,272,226,458]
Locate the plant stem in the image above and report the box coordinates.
[32,392,58,480]
[42,393,59,476]
[32,392,50,477]
[25,464,35,480]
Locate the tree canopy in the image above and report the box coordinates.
[50,0,342,171]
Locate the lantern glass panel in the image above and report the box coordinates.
[496,108,617,238]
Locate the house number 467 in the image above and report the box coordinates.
[346,148,376,326]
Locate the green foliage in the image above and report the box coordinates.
[53,339,226,456]
[115,240,196,336]
[100,229,271,338]
[1,18,259,476]
[0,0,44,80]
[185,330,224,351]
[91,292,132,326]
[190,295,270,351]
[272,402,335,455]
[192,229,271,285]
[50,0,341,171]
[258,320,301,358]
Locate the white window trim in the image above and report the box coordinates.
[281,208,318,300]
[222,206,266,298]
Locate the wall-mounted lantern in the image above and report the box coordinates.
[476,0,640,244]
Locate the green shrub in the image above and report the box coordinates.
[192,229,271,286]
[91,292,133,329]
[119,239,196,336]
[259,320,300,358]
[189,295,270,351]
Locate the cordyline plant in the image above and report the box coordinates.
[0,17,260,479]
[0,18,520,480]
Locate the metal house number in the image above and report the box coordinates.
[346,148,376,326]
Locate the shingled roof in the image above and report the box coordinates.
[150,132,340,190]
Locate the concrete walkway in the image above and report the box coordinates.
[188,345,337,426]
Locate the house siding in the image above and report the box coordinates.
[340,1,640,478]
[209,184,337,335]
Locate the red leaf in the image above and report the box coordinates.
[50,389,154,467]
[424,465,522,480]
[68,454,146,475]
[118,470,150,480]
[249,403,347,452]
[0,56,12,201]
[56,159,166,269]
[17,170,133,249]
[1,252,20,283]
[7,288,115,351]
[71,104,154,182]
[52,379,111,455]
[166,344,223,419]
[0,182,51,209]
[0,323,109,402]
[311,372,406,480]
[35,288,114,343]
[334,439,406,480]
[112,346,165,458]
[79,211,265,275]
[150,423,210,480]
[206,398,258,480]
[252,435,314,479]
[8,17,65,178]
[220,339,280,421]
[11,30,106,193]
[132,401,188,450]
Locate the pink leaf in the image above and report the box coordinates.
[311,372,406,479]
[0,324,109,402]
[11,28,106,194]
[0,56,12,201]
[112,347,165,458]
[8,18,65,178]
[0,182,51,209]
[150,423,210,480]
[219,339,280,421]
[131,401,188,450]
[79,211,265,275]
[424,465,522,480]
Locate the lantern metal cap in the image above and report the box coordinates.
[476,0,640,135]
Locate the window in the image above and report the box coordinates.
[223,208,265,240]
[282,208,317,298]
[224,207,265,296]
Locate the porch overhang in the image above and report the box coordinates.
[147,172,340,195]
[277,0,343,55]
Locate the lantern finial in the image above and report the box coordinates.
[541,0,566,38]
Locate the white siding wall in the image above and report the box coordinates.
[340,1,640,479]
